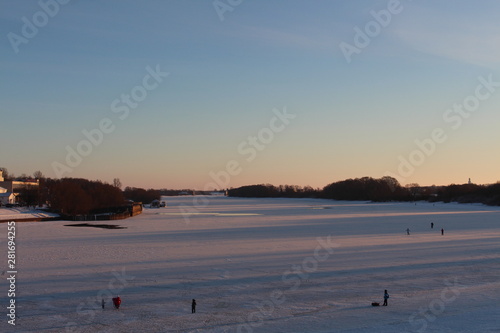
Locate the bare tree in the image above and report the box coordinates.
[381,176,401,193]
[0,167,12,180]
[33,170,45,180]
[18,185,39,208]
[113,178,122,189]
[406,183,420,199]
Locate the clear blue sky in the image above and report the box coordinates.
[1,0,499,189]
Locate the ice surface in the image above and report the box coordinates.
[1,197,499,332]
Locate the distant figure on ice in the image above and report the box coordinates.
[383,290,389,306]
[431,222,434,229]
[112,296,121,309]
[406,228,410,235]
[192,299,197,313]
[441,228,444,235]
[101,298,105,309]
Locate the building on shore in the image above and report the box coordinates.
[0,186,17,205]
[0,170,39,205]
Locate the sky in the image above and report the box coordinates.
[1,0,499,190]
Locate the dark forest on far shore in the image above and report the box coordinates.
[226,176,500,206]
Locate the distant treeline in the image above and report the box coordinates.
[159,189,224,196]
[322,176,409,201]
[434,183,500,205]
[160,189,194,196]
[227,184,318,198]
[227,177,500,206]
[123,187,161,204]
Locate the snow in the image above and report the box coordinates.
[2,197,499,332]
[0,207,59,221]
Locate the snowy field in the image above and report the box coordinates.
[0,208,59,222]
[2,196,499,333]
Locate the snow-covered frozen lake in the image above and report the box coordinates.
[3,196,500,332]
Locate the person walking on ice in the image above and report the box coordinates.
[406,228,410,235]
[192,299,196,313]
[383,290,389,306]
[431,222,434,229]
[441,228,444,235]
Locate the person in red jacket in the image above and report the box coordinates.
[112,296,121,309]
